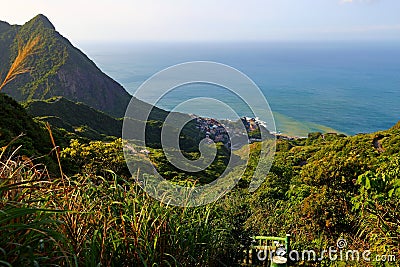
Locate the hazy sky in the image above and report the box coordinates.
[0,0,399,42]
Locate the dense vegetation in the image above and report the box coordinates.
[0,93,50,155]
[1,91,399,266]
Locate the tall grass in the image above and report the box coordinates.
[0,139,71,266]
[0,136,237,266]
[0,35,42,91]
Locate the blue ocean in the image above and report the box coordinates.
[79,41,400,136]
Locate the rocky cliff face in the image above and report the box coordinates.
[0,14,131,117]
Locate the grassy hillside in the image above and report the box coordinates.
[25,97,123,139]
[24,96,204,151]
[0,93,51,156]
[1,111,399,265]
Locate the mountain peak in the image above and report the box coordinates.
[27,14,55,30]
[0,20,11,33]
[0,20,11,27]
[0,14,133,117]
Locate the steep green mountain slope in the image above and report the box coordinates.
[0,14,131,117]
[25,97,123,139]
[0,21,17,73]
[0,93,51,156]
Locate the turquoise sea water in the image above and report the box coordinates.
[79,41,400,136]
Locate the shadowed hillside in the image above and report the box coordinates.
[25,97,123,139]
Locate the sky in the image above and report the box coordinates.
[0,0,399,42]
